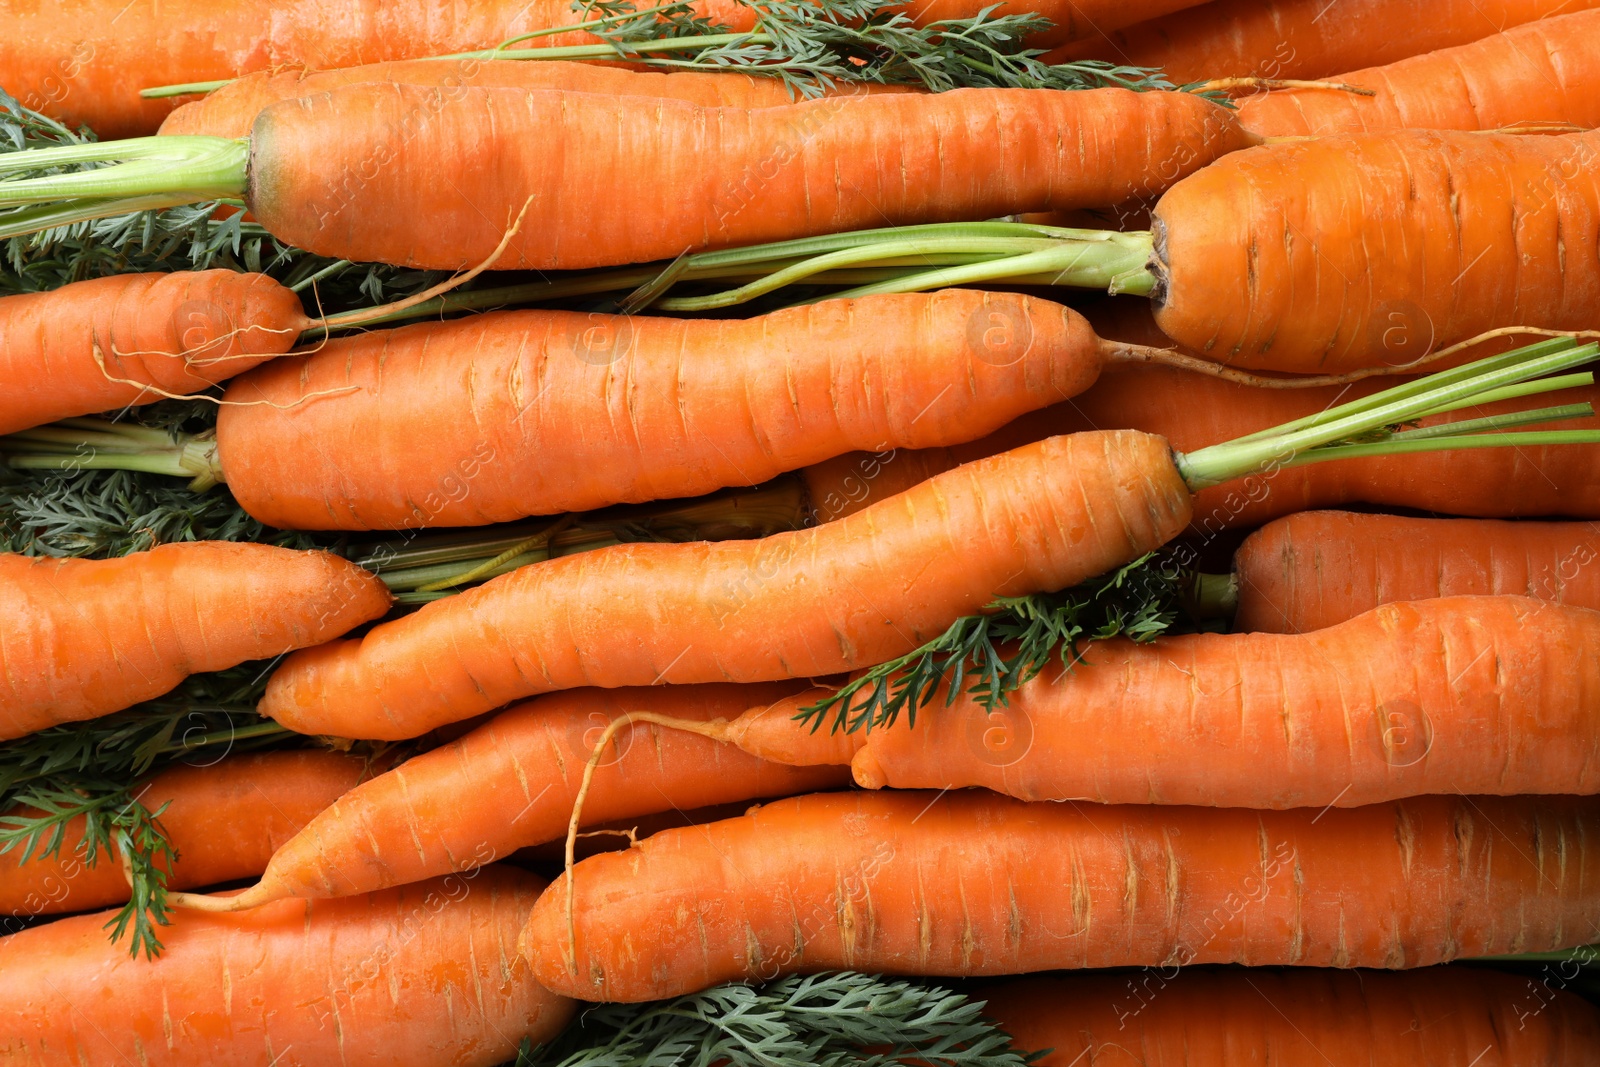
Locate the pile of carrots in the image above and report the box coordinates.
[2,1,1600,1064]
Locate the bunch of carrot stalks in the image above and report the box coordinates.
[2,3,1600,1065]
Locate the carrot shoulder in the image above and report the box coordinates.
[0,749,368,923]
[258,431,1193,739]
[0,541,392,740]
[0,867,572,1067]
[522,789,1600,1001]
[207,684,847,911]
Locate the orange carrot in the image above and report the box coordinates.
[0,0,681,138]
[521,789,1600,1001]
[157,61,905,140]
[0,541,390,740]
[6,83,1255,271]
[170,684,847,913]
[1231,512,1600,633]
[1235,10,1600,137]
[214,290,1283,530]
[0,271,304,434]
[983,969,1600,1065]
[803,365,1600,528]
[0,866,573,1066]
[819,596,1600,808]
[0,750,368,923]
[1052,0,1600,83]
[258,430,1195,739]
[248,336,1600,740]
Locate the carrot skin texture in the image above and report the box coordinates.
[847,596,1600,807]
[1234,512,1600,633]
[259,430,1194,739]
[522,789,1600,1001]
[158,62,905,140]
[984,969,1600,1065]
[1152,129,1600,371]
[246,83,1257,271]
[244,684,848,905]
[1236,10,1600,138]
[0,542,392,740]
[805,365,1600,525]
[0,271,301,434]
[1053,0,1600,83]
[218,291,1100,529]
[0,750,367,921]
[0,867,572,1067]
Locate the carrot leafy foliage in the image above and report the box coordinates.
[516,971,1038,1067]
[0,664,285,957]
[797,554,1194,735]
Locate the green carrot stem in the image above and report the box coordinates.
[0,194,207,240]
[0,137,246,202]
[1184,571,1238,621]
[1176,340,1600,489]
[137,79,233,100]
[1222,337,1589,445]
[1388,403,1594,441]
[1274,430,1600,468]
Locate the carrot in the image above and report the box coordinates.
[1051,0,1600,83]
[776,595,1600,808]
[0,271,302,435]
[210,289,1351,531]
[1230,512,1600,633]
[248,340,1600,739]
[0,0,683,138]
[1235,10,1600,137]
[803,365,1600,528]
[156,61,905,140]
[983,969,1600,1065]
[0,541,391,740]
[1,750,367,923]
[0,866,573,1066]
[521,789,1600,1001]
[0,83,1257,270]
[0,213,527,436]
[169,684,847,914]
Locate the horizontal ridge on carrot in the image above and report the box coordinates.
[0,541,390,740]
[1052,0,1600,83]
[1,750,366,921]
[0,866,572,1066]
[754,596,1600,808]
[168,684,848,913]
[983,969,1600,1065]
[250,339,1600,738]
[0,83,1256,270]
[1228,511,1600,633]
[522,789,1600,1001]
